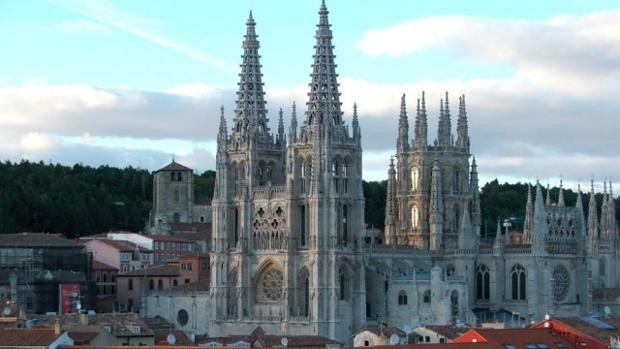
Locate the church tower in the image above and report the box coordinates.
[210,3,365,343]
[388,92,475,250]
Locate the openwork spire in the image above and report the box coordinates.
[233,11,269,142]
[414,91,428,150]
[217,106,228,151]
[397,93,409,153]
[384,157,397,243]
[456,94,469,151]
[289,101,297,142]
[587,179,599,252]
[305,0,342,128]
[437,92,452,147]
[277,107,285,147]
[532,181,548,255]
[545,183,552,206]
[523,184,533,243]
[557,178,565,207]
[352,103,361,141]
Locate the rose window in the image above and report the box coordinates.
[259,269,283,302]
[552,264,570,302]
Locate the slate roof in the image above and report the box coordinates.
[553,316,620,345]
[0,233,80,248]
[420,325,469,340]
[0,328,64,346]
[156,161,192,172]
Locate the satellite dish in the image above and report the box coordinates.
[25,320,33,329]
[76,302,82,311]
[167,334,176,345]
[544,314,551,321]
[389,334,400,345]
[604,306,611,316]
[2,307,11,316]
[281,337,288,347]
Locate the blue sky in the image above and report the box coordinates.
[1,0,619,188]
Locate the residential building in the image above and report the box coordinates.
[82,238,152,273]
[353,327,407,347]
[0,327,73,349]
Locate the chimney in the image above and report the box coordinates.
[79,312,89,325]
[54,319,61,335]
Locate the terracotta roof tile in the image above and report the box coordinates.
[0,328,64,346]
[92,261,118,271]
[553,316,620,344]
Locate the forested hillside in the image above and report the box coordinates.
[0,161,617,238]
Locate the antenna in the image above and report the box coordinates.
[167,334,176,345]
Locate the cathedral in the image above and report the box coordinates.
[145,1,620,345]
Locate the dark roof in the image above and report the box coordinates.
[118,263,179,277]
[92,261,118,272]
[420,325,469,340]
[199,326,342,347]
[553,316,620,344]
[592,288,620,301]
[149,235,191,242]
[356,327,406,338]
[0,328,64,346]
[68,330,100,344]
[158,278,210,294]
[0,233,80,248]
[153,329,191,345]
[30,313,154,338]
[169,223,212,237]
[156,161,192,172]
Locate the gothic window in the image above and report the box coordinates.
[423,290,431,303]
[452,204,460,231]
[300,205,307,247]
[233,208,239,248]
[339,264,351,301]
[411,167,419,191]
[453,167,460,193]
[177,172,183,182]
[173,213,180,223]
[342,205,348,246]
[170,172,175,181]
[599,257,606,277]
[476,264,490,300]
[149,279,154,290]
[552,264,570,302]
[158,279,163,290]
[256,266,283,303]
[446,265,455,277]
[398,291,408,305]
[227,269,238,317]
[450,290,459,321]
[332,159,339,193]
[298,268,310,317]
[343,162,349,193]
[300,162,306,193]
[511,264,526,300]
[411,205,419,229]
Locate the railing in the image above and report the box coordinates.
[253,185,286,200]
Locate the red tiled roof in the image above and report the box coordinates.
[454,328,579,349]
[153,329,191,345]
[379,344,502,349]
[157,161,192,172]
[0,328,63,346]
[92,261,118,271]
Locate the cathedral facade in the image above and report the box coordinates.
[145,2,620,345]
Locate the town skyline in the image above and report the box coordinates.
[1,0,619,189]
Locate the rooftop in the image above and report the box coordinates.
[0,328,65,346]
[419,325,470,340]
[118,263,179,277]
[0,232,80,248]
[92,261,118,272]
[93,239,152,253]
[156,160,192,172]
[30,313,154,338]
[552,316,620,345]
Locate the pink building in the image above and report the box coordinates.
[83,239,153,273]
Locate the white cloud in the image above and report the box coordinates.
[20,132,56,151]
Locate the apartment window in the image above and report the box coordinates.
[128,279,133,291]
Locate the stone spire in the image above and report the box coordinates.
[456,94,469,151]
[233,11,270,143]
[437,92,452,148]
[605,182,617,240]
[523,184,533,244]
[532,181,548,255]
[277,107,286,147]
[493,219,503,253]
[545,183,552,206]
[352,103,361,142]
[470,157,481,238]
[558,178,565,207]
[397,93,409,153]
[217,105,228,155]
[305,0,342,129]
[414,91,428,150]
[600,181,608,238]
[289,101,297,142]
[575,184,587,252]
[430,159,443,250]
[458,202,473,250]
[384,157,397,244]
[587,180,598,252]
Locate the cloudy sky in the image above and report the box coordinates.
[1,0,619,190]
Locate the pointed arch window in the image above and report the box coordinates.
[411,167,419,191]
[476,264,490,300]
[300,161,306,194]
[342,205,348,246]
[452,204,460,231]
[511,264,526,300]
[343,161,349,193]
[398,290,408,305]
[298,269,310,317]
[411,205,419,229]
[423,290,431,304]
[339,265,351,301]
[227,269,238,317]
